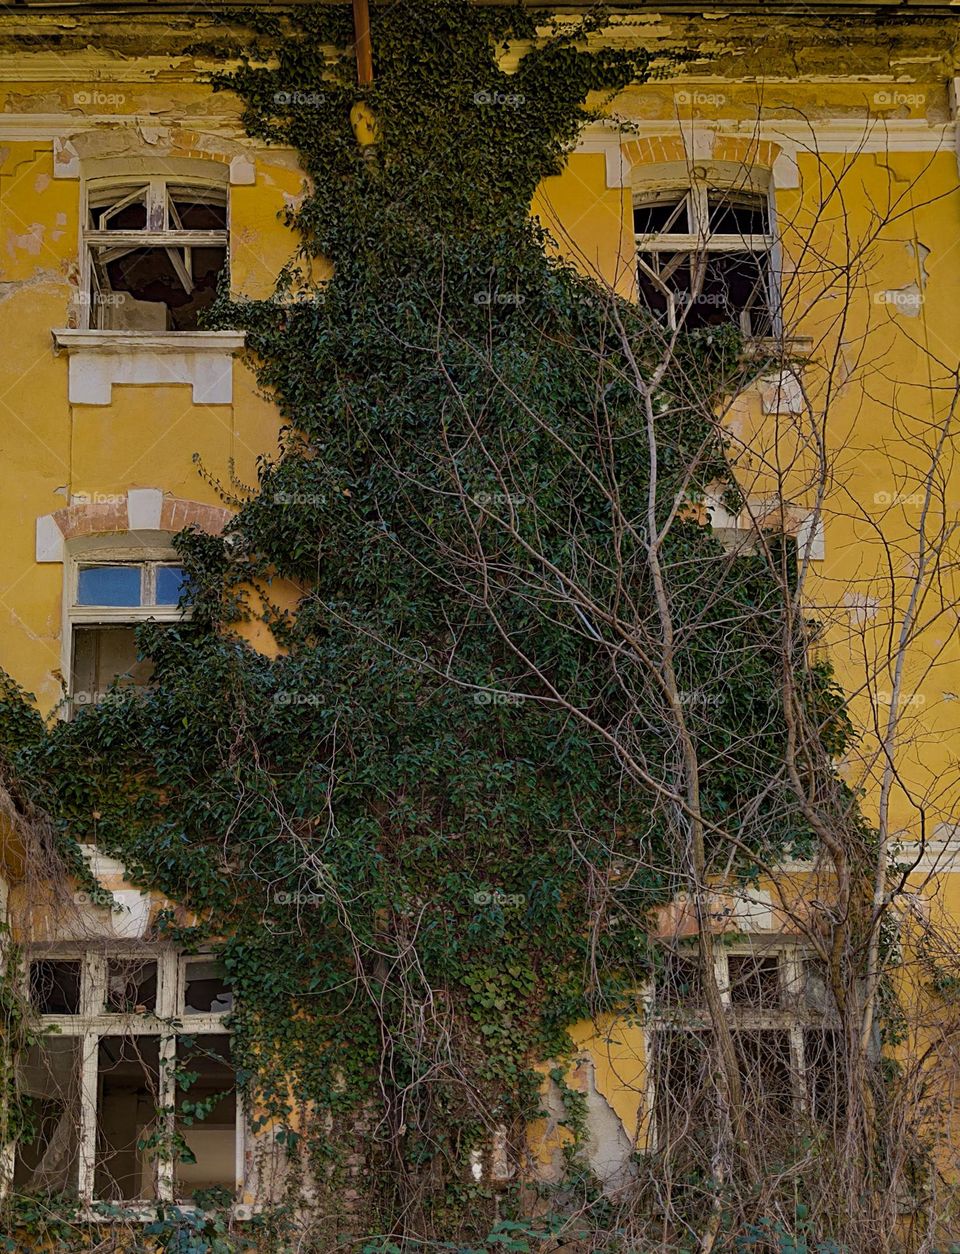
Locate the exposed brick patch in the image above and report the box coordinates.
[713,136,781,170]
[622,135,783,178]
[54,501,128,539]
[159,499,232,535]
[47,494,233,550]
[621,136,688,168]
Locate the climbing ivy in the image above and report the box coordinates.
[0,3,857,1249]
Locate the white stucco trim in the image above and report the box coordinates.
[51,329,245,405]
[229,154,256,185]
[796,512,826,562]
[573,133,631,188]
[772,149,800,189]
[53,136,81,179]
[36,513,65,563]
[578,118,955,160]
[52,330,245,353]
[126,488,164,530]
[896,824,960,875]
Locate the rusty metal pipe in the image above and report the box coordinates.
[352,0,374,86]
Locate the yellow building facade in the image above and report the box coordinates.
[1,0,959,1242]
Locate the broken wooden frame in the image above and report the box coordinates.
[4,946,241,1216]
[634,182,776,336]
[81,178,228,333]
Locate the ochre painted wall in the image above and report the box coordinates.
[0,24,958,1181]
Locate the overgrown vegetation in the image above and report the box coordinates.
[0,3,891,1250]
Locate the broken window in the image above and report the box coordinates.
[13,1038,82,1194]
[71,626,155,707]
[174,1035,237,1201]
[29,959,82,1015]
[13,948,241,1211]
[95,1035,163,1202]
[727,953,783,1009]
[734,1029,795,1127]
[652,1028,717,1157]
[805,1027,846,1126]
[68,558,191,711]
[105,959,158,1014]
[634,185,774,336]
[183,959,234,1016]
[650,945,844,1152]
[83,179,228,332]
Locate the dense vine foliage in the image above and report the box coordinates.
[0,3,856,1248]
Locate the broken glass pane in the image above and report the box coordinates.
[183,961,233,1015]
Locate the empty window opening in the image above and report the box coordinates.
[634,185,774,336]
[184,960,234,1016]
[29,960,82,1015]
[805,1027,846,1126]
[72,626,155,705]
[174,1035,237,1201]
[85,180,227,332]
[653,1028,717,1154]
[734,1029,795,1127]
[728,954,783,1009]
[13,1038,82,1194]
[105,959,158,1014]
[94,1035,162,1202]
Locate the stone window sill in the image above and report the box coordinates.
[51,329,246,405]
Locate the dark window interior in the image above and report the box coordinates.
[71,625,155,707]
[106,959,158,1014]
[13,1038,81,1194]
[653,1029,717,1155]
[708,190,769,235]
[94,1035,162,1202]
[175,1035,237,1200]
[728,954,782,1008]
[184,961,234,1015]
[29,960,81,1015]
[169,192,226,232]
[805,1028,846,1125]
[633,195,688,235]
[99,247,225,332]
[655,1028,795,1153]
[734,1030,795,1127]
[89,183,227,332]
[637,251,772,333]
[90,188,147,231]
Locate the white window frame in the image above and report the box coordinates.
[80,173,229,333]
[70,558,193,626]
[634,181,777,336]
[62,537,192,712]
[6,947,243,1218]
[642,941,841,1150]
